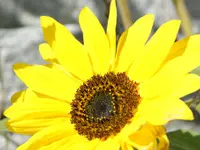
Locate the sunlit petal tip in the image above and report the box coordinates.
[190,34,200,39]
[79,7,92,17]
[189,34,200,46]
[107,0,117,30]
[3,107,13,118]
[182,34,200,55]
[109,0,116,14]
[157,20,181,36]
[40,16,55,27]
[133,14,155,28]
[111,0,116,5]
[39,43,50,54]
[138,97,194,125]
[164,104,194,124]
[183,106,194,120]
[79,4,110,74]
[164,19,181,29]
[12,63,28,71]
[141,14,155,21]
[3,110,8,118]
[39,43,47,50]
[107,0,117,69]
[39,43,56,62]
[10,90,24,103]
[79,7,100,26]
[4,122,16,133]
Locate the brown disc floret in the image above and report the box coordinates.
[70,72,141,140]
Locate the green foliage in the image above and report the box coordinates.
[167,130,200,150]
[192,66,200,75]
[0,118,8,131]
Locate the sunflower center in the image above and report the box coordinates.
[85,93,114,119]
[70,72,141,140]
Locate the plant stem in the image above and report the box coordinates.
[117,0,132,30]
[173,0,192,36]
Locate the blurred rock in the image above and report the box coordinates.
[0,0,106,28]
[185,0,200,19]
[0,0,182,29]
[130,0,200,34]
[0,0,199,33]
[130,0,179,25]
[192,19,200,34]
[0,0,21,28]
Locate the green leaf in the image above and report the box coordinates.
[196,103,200,113]
[192,66,200,75]
[167,130,200,150]
[0,118,8,131]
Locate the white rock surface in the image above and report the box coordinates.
[0,0,106,28]
[130,0,179,25]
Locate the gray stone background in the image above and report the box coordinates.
[0,0,200,149]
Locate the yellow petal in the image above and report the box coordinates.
[11,89,43,104]
[157,135,169,150]
[128,20,181,82]
[11,90,25,103]
[13,63,80,101]
[183,34,200,55]
[6,89,72,134]
[159,51,200,79]
[138,97,194,125]
[7,117,69,135]
[128,124,168,150]
[139,75,182,99]
[164,37,189,62]
[163,34,200,64]
[128,124,156,147]
[96,138,120,150]
[17,122,76,150]
[115,30,128,68]
[40,16,93,81]
[4,97,71,120]
[158,34,200,75]
[39,134,86,150]
[107,0,117,70]
[115,14,154,73]
[119,113,145,140]
[116,30,128,53]
[39,43,57,63]
[38,137,71,150]
[120,143,133,150]
[79,7,111,75]
[172,74,200,98]
[46,63,83,83]
[140,51,200,98]
[68,139,100,150]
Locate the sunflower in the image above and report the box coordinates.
[4,0,200,149]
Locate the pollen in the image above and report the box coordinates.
[70,72,141,140]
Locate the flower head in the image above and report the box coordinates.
[4,0,200,149]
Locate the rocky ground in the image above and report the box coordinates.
[0,0,200,149]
